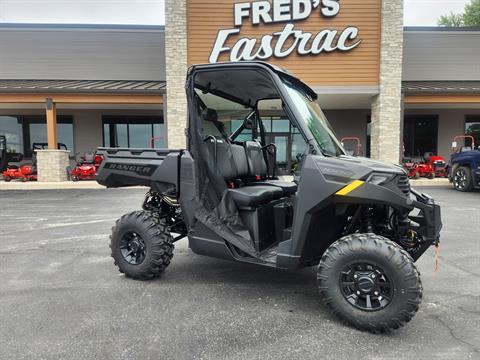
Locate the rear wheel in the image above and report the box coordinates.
[453,166,473,192]
[317,233,422,333]
[110,210,174,280]
[4,176,11,182]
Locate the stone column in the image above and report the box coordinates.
[165,0,188,149]
[370,0,404,164]
[36,150,70,182]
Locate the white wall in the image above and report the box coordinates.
[325,110,370,156]
[403,30,480,81]
[0,25,166,81]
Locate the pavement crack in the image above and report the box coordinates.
[430,314,480,354]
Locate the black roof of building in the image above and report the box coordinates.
[0,80,166,93]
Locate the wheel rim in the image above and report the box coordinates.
[119,231,146,265]
[339,262,393,311]
[454,169,467,189]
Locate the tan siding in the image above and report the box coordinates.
[187,0,381,86]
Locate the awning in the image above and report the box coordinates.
[0,79,166,94]
[403,81,480,95]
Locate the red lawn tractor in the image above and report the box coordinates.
[70,152,103,181]
[2,153,38,182]
[404,152,447,179]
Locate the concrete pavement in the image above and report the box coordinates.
[0,187,478,359]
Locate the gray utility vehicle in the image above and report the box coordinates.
[97,62,442,332]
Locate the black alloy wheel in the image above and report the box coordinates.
[453,166,473,192]
[339,262,393,311]
[110,211,174,280]
[119,231,146,265]
[317,233,423,333]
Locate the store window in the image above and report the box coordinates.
[403,115,439,158]
[103,116,165,148]
[0,115,74,158]
[465,116,480,148]
[0,116,23,154]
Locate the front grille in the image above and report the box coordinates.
[397,175,411,196]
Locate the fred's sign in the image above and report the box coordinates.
[209,0,362,63]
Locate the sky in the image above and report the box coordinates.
[0,0,473,26]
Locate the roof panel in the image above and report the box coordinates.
[0,79,166,93]
[402,81,480,94]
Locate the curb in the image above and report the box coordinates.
[409,179,450,187]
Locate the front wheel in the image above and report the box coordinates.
[110,211,174,280]
[317,234,422,333]
[453,166,473,192]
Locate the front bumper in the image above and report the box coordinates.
[408,188,442,259]
[333,181,442,261]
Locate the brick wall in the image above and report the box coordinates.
[165,0,188,149]
[36,150,70,182]
[370,0,404,163]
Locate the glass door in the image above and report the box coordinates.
[403,115,439,158]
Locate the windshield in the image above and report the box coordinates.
[281,77,345,157]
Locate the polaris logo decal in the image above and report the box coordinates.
[105,163,157,176]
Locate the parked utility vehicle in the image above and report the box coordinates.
[449,146,480,191]
[97,62,442,332]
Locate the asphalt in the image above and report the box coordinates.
[0,187,479,360]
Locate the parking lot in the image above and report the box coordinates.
[0,187,479,360]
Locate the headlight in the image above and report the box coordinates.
[366,172,395,185]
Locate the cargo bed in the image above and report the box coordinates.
[96,147,184,194]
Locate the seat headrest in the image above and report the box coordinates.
[202,108,219,123]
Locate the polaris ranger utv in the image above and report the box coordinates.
[97,62,442,332]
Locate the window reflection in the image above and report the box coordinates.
[0,116,23,154]
[465,117,480,147]
[103,116,164,148]
[0,115,73,158]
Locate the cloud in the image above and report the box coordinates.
[0,0,165,25]
[404,0,470,26]
[0,0,472,27]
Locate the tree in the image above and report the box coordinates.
[438,12,464,27]
[438,0,480,27]
[463,0,480,26]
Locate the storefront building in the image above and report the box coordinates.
[1,0,479,180]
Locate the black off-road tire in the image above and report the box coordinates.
[317,233,422,333]
[110,210,174,280]
[4,176,11,182]
[453,166,473,192]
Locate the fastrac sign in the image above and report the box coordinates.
[209,0,362,63]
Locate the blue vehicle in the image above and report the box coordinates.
[449,146,480,192]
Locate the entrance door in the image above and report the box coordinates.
[403,115,439,158]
